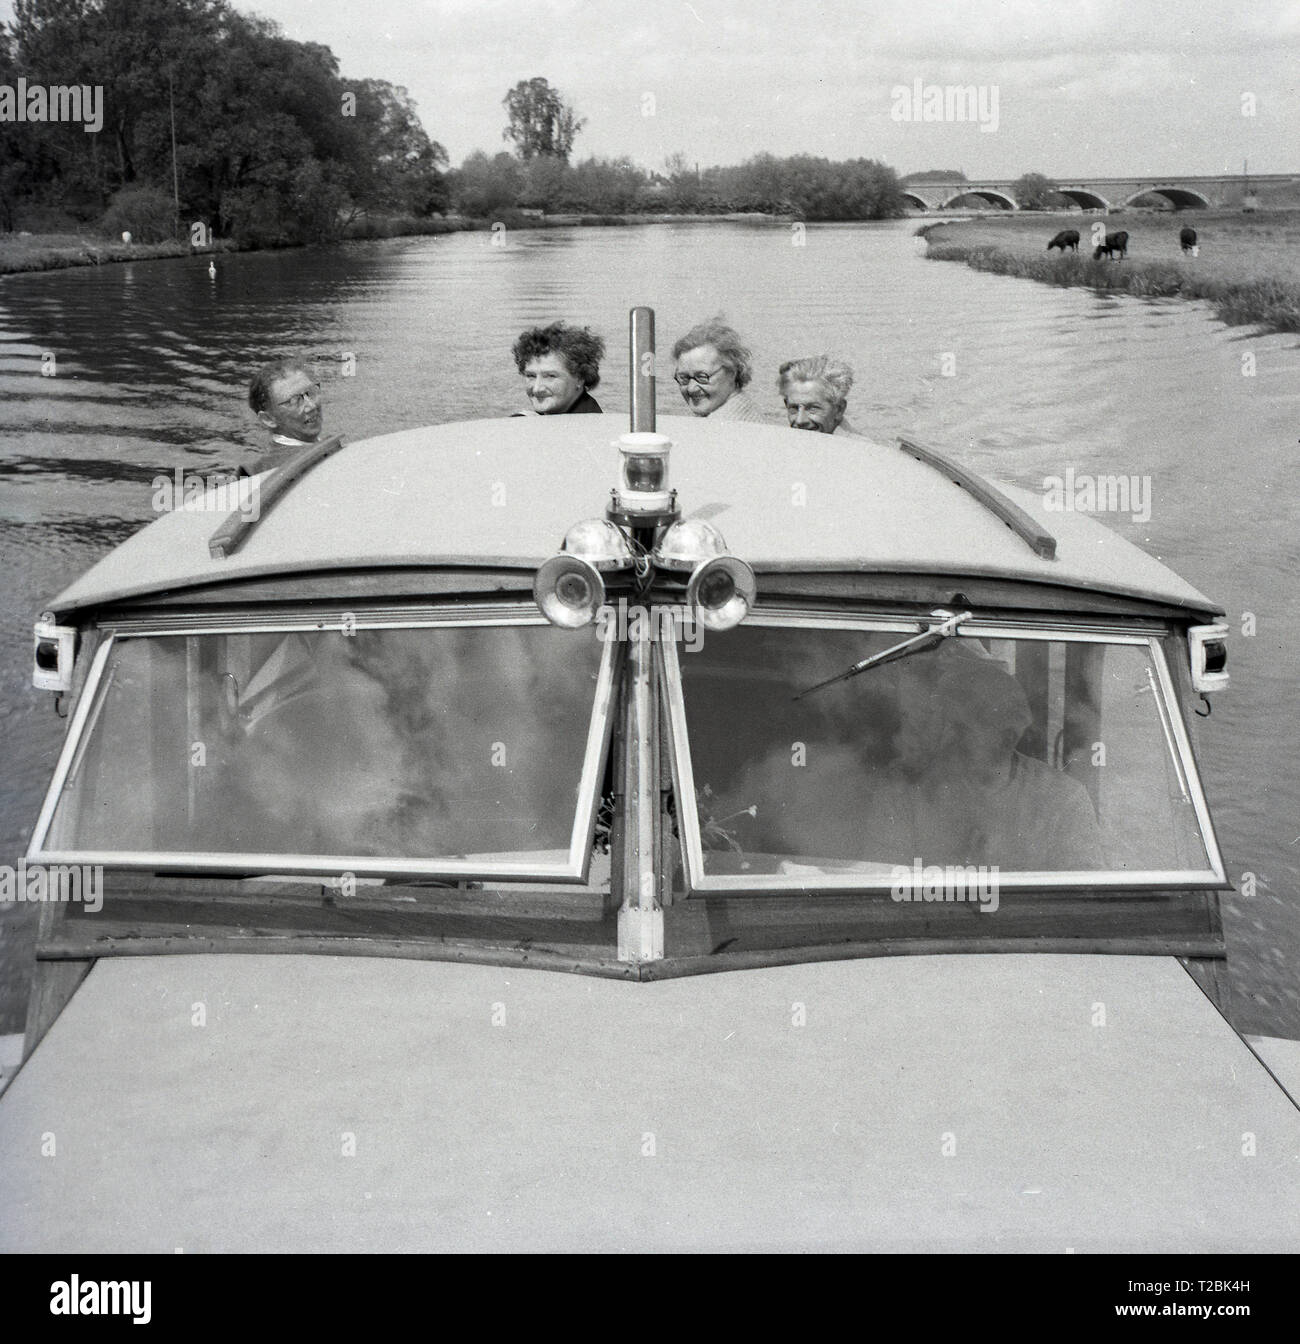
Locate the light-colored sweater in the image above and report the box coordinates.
[707,388,770,423]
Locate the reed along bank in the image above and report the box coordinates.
[920,210,1300,334]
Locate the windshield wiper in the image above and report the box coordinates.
[792,609,972,700]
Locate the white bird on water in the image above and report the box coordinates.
[208,259,217,279]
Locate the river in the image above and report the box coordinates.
[1,219,1297,1037]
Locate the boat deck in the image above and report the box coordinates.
[3,952,1297,1252]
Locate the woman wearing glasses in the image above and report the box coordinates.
[670,318,767,422]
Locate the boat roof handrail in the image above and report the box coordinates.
[896,437,1057,561]
[208,435,346,559]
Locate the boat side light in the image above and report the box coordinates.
[534,519,635,628]
[654,517,727,572]
[615,432,673,515]
[33,613,77,692]
[560,518,636,571]
[1188,623,1229,693]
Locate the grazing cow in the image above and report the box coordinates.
[1180,226,1198,253]
[1047,229,1080,253]
[1092,230,1129,260]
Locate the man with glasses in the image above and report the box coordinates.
[232,358,330,744]
[247,358,325,454]
[671,318,768,422]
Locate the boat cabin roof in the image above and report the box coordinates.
[49,415,1220,618]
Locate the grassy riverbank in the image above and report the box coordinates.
[919,210,1300,333]
[1,210,792,279]
[0,231,242,276]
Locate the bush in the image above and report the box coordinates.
[13,203,86,234]
[220,165,347,248]
[99,187,177,244]
[341,213,474,240]
[219,186,291,249]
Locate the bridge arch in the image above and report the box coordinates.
[1123,186,1210,210]
[1057,188,1111,211]
[900,192,929,211]
[941,189,1017,211]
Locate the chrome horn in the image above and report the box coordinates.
[656,518,755,632]
[534,518,635,629]
[686,555,756,631]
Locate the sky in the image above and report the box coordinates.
[5,0,1300,177]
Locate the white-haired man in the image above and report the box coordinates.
[778,355,858,435]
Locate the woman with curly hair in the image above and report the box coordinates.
[671,317,766,422]
[511,322,605,415]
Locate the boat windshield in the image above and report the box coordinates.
[663,618,1225,892]
[33,618,615,880]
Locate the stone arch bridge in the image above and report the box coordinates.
[900,174,1298,212]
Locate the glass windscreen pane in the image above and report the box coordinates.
[676,624,1212,880]
[45,625,605,868]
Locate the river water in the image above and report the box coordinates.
[1,219,1297,1037]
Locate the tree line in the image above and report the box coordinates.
[1,0,448,242]
[1,3,906,245]
[450,149,906,221]
[462,79,906,220]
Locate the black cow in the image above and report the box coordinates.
[1047,229,1080,253]
[1180,226,1198,253]
[1093,230,1129,260]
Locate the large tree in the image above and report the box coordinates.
[0,26,31,229]
[11,0,227,201]
[4,0,451,242]
[345,79,449,217]
[501,77,584,162]
[1012,172,1064,211]
[448,151,522,216]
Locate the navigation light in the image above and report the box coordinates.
[33,613,77,693]
[1188,623,1229,693]
[614,432,673,516]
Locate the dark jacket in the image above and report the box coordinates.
[512,390,603,417]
